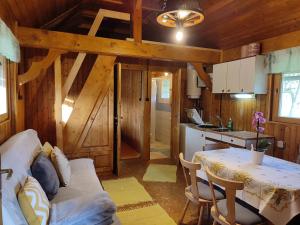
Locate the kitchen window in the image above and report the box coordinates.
[0,56,8,122]
[272,73,300,124]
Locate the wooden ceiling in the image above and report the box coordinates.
[2,0,300,49]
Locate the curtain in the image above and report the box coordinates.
[266,46,300,74]
[0,19,20,63]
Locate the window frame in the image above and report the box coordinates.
[272,73,300,124]
[0,56,9,123]
[157,78,172,104]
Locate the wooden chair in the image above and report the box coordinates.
[179,153,224,225]
[206,167,264,225]
[204,143,230,151]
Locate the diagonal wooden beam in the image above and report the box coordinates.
[17,26,221,63]
[191,62,212,90]
[63,55,116,154]
[62,9,130,101]
[18,49,65,85]
[132,0,142,43]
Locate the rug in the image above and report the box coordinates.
[102,177,152,206]
[117,204,176,225]
[143,164,177,183]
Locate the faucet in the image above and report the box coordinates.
[0,169,13,180]
[216,115,224,128]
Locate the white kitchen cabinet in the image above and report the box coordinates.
[185,127,206,161]
[212,63,227,93]
[226,60,241,93]
[213,55,267,94]
[239,55,267,94]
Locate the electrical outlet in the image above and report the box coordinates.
[277,140,285,149]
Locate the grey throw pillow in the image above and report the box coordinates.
[31,152,60,200]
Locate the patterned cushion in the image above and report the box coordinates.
[42,142,54,158]
[51,146,71,186]
[18,176,50,225]
[31,152,60,200]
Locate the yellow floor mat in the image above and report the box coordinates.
[117,204,176,225]
[102,177,153,207]
[143,164,177,183]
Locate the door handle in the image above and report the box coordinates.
[0,169,13,180]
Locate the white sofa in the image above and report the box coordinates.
[1,129,120,225]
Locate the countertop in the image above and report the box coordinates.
[186,124,275,140]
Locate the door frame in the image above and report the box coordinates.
[115,63,182,175]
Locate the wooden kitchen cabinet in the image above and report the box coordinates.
[185,127,206,161]
[226,60,241,93]
[212,62,227,93]
[213,55,267,94]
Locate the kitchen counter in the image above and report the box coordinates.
[180,123,275,160]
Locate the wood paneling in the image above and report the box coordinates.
[121,69,145,153]
[0,0,80,28]
[201,76,300,163]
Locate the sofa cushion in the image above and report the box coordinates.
[18,176,50,225]
[42,142,54,158]
[31,152,60,200]
[1,129,42,225]
[51,146,71,186]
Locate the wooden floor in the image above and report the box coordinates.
[120,142,141,160]
[103,158,210,225]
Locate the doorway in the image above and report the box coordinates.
[150,72,172,160]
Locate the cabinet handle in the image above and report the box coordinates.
[222,89,224,93]
[231,139,234,142]
[241,88,244,92]
[227,89,230,92]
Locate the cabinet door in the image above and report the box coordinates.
[240,57,256,93]
[185,128,205,161]
[213,63,227,93]
[226,60,241,93]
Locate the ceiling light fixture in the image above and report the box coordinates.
[157,0,205,28]
[175,30,184,42]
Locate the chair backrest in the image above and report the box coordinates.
[206,167,244,225]
[204,143,230,151]
[179,153,201,198]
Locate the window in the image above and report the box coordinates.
[272,73,300,123]
[0,56,8,122]
[161,79,171,99]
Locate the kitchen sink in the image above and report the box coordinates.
[212,127,229,132]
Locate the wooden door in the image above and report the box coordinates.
[63,55,116,176]
[171,69,181,163]
[114,63,122,175]
[212,63,227,93]
[226,60,241,93]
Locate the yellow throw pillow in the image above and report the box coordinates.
[51,146,71,186]
[18,176,50,225]
[42,142,54,158]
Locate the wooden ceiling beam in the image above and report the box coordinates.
[62,9,130,101]
[132,0,142,43]
[41,4,80,29]
[191,63,212,90]
[17,26,221,63]
[18,49,65,85]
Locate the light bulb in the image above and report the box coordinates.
[178,10,189,19]
[176,30,184,42]
[164,72,169,76]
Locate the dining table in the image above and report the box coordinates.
[192,147,300,225]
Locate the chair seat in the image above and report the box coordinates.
[216,199,263,225]
[186,182,224,201]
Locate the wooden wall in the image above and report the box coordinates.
[121,69,145,152]
[23,49,96,145]
[200,78,300,162]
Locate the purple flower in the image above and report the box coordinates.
[257,127,265,133]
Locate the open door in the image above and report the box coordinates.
[113,63,122,175]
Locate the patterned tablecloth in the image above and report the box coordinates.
[192,148,300,225]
